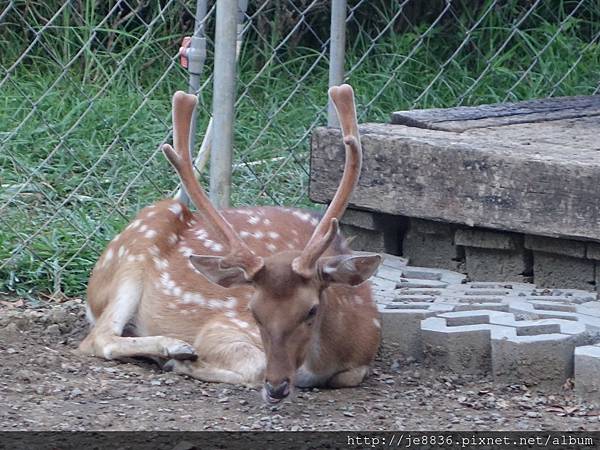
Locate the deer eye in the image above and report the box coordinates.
[306,305,318,321]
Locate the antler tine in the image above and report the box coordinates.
[292,84,362,278]
[162,91,263,279]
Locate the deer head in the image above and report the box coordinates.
[162,85,381,404]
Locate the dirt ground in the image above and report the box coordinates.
[1,298,599,432]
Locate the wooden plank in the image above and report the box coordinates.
[391,95,600,131]
[309,117,600,242]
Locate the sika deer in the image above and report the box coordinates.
[79,84,381,404]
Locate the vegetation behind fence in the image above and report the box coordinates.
[1,0,599,299]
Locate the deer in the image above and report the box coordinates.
[79,84,382,404]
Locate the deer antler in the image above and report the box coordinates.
[292,84,362,278]
[162,91,264,279]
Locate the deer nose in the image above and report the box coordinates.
[265,378,290,400]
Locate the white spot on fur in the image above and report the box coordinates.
[224,297,237,309]
[149,245,160,256]
[267,231,280,239]
[263,218,272,226]
[354,296,364,305]
[102,248,114,267]
[139,224,148,233]
[168,233,178,245]
[310,217,319,226]
[208,299,223,310]
[293,211,312,222]
[231,318,250,329]
[373,318,381,329]
[144,229,157,239]
[248,216,260,225]
[126,255,136,263]
[225,310,237,318]
[195,228,208,238]
[240,231,251,238]
[266,243,277,253]
[179,246,193,257]
[154,257,169,270]
[181,292,205,306]
[172,286,182,297]
[253,231,264,239]
[160,272,175,290]
[147,210,156,218]
[210,242,224,252]
[118,246,126,258]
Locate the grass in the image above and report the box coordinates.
[1,0,599,298]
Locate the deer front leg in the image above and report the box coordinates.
[161,320,265,387]
[163,359,253,385]
[79,279,197,361]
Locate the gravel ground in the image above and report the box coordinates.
[1,298,599,431]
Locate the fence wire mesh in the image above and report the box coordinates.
[2,0,599,298]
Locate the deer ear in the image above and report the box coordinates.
[190,255,252,288]
[318,253,382,286]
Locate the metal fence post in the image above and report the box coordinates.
[210,0,238,208]
[177,0,208,206]
[328,0,347,127]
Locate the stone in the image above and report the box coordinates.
[491,334,577,390]
[339,210,404,254]
[421,310,585,389]
[379,305,451,361]
[455,229,522,250]
[525,235,586,259]
[310,110,600,243]
[574,345,600,405]
[340,224,387,253]
[402,219,464,271]
[371,255,599,390]
[532,252,595,291]
[587,243,600,261]
[464,247,531,282]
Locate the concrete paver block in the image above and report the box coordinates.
[421,310,586,389]
[532,251,595,291]
[575,345,600,405]
[341,224,387,253]
[371,257,599,394]
[464,247,532,282]
[402,219,464,271]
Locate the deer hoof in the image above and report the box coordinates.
[165,342,197,361]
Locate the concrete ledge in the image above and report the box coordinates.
[525,235,586,258]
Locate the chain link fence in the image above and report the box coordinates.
[2,0,599,299]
